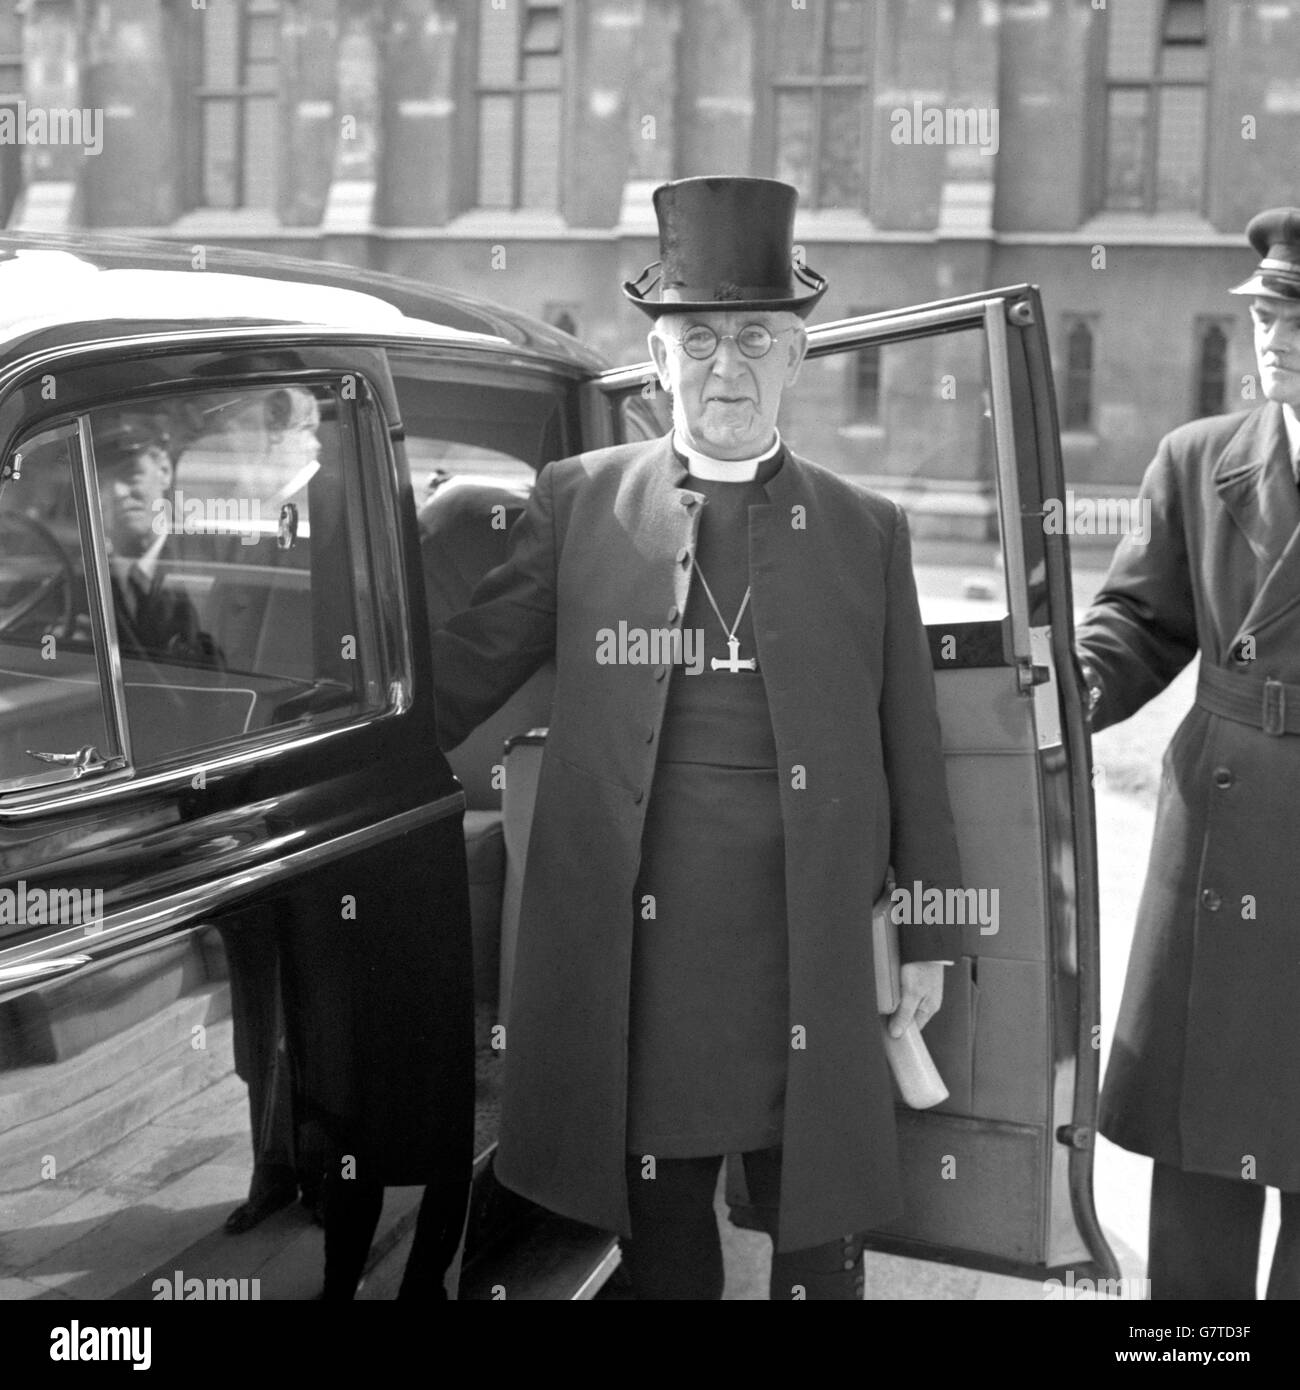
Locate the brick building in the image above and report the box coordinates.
[2,0,1297,512]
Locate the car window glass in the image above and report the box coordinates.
[778,329,1004,623]
[87,383,386,768]
[0,426,117,790]
[392,369,566,496]
[607,327,1004,626]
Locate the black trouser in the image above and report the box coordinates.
[219,921,297,1182]
[622,1149,864,1300]
[321,1168,470,1301]
[1149,1161,1300,1300]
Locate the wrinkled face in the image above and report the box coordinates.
[99,445,172,556]
[1251,296,1300,410]
[649,309,808,460]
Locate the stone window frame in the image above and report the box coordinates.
[1099,0,1210,217]
[189,0,284,214]
[757,0,874,214]
[470,0,568,213]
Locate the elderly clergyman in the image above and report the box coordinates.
[1077,207,1300,1299]
[433,176,964,1300]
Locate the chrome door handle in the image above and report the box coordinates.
[24,745,109,777]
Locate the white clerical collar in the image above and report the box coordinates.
[673,429,783,482]
[1282,403,1300,479]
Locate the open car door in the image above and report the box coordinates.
[581,284,1119,1284]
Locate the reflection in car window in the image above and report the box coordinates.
[0,382,394,782]
[0,426,116,791]
[81,384,388,767]
[779,330,1004,624]
[779,330,994,489]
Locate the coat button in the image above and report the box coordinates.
[677,547,691,565]
[1200,888,1221,912]
[1212,766,1234,789]
[679,494,697,508]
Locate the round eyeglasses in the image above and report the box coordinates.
[674,323,795,360]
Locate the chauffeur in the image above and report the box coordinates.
[1077,208,1300,1299]
[433,177,964,1299]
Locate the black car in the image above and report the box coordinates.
[0,234,1116,1299]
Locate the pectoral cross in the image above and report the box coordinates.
[711,635,758,674]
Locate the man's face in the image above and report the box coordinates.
[649,309,808,460]
[1250,296,1300,410]
[99,445,172,556]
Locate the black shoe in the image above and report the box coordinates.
[224,1173,299,1235]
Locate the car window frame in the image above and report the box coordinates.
[0,350,413,819]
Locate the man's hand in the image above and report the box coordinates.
[889,961,946,1038]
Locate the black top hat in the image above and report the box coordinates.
[1230,207,1300,302]
[623,176,828,319]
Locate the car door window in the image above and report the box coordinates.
[0,425,119,791]
[778,325,1005,624]
[85,382,389,768]
[392,364,569,496]
[0,382,391,784]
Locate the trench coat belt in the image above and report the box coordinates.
[1195,664,1300,737]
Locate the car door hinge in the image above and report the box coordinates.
[1016,661,1051,693]
[1007,299,1035,327]
[1056,1124,1093,1150]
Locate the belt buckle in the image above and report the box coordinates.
[1262,678,1285,736]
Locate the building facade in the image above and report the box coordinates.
[2,0,1297,525]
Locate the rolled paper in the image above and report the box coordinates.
[882,1018,950,1110]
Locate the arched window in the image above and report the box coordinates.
[1195,320,1228,418]
[1062,319,1094,432]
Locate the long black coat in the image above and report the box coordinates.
[1077,402,1300,1189]
[434,435,964,1250]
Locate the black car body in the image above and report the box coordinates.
[0,235,1116,1299]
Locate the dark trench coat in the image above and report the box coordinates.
[433,434,964,1250]
[1077,401,1300,1189]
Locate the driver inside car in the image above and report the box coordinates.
[92,409,223,668]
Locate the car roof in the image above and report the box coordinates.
[0,232,609,372]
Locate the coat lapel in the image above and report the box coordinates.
[614,435,703,620]
[1215,402,1300,637]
